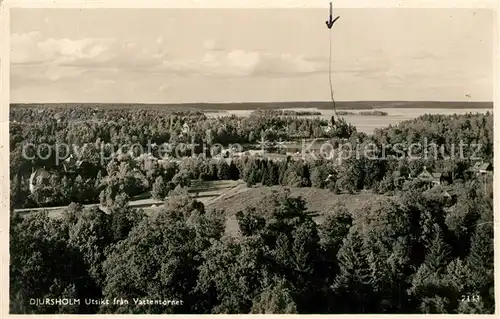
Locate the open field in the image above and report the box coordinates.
[207,186,385,216]
[207,186,388,235]
[13,180,387,235]
[14,179,243,217]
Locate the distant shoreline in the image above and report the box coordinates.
[337,110,389,116]
[10,101,493,111]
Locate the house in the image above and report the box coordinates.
[438,189,457,206]
[417,166,443,187]
[246,150,265,157]
[478,162,493,175]
[442,190,452,200]
[431,172,443,186]
[471,161,482,171]
[392,171,407,189]
[465,162,481,179]
[422,186,456,207]
[445,188,458,206]
[63,155,77,172]
[29,167,51,193]
[323,125,334,133]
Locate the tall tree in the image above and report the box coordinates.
[408,224,453,313]
[151,176,168,200]
[251,277,298,314]
[332,230,374,313]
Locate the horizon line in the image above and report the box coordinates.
[10,100,494,105]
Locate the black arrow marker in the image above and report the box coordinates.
[325,1,340,29]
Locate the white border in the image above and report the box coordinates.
[1,0,498,9]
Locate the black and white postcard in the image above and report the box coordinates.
[2,0,497,315]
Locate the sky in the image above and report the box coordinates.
[10,8,495,103]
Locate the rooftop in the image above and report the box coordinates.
[479,162,492,171]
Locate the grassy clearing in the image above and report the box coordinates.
[207,186,385,216]
[141,179,243,215]
[16,181,388,237]
[189,180,240,193]
[206,186,389,235]
[15,179,242,217]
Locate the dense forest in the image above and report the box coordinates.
[10,181,494,314]
[10,106,493,209]
[9,105,494,314]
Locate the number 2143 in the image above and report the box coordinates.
[461,295,480,303]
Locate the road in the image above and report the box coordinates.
[13,180,242,217]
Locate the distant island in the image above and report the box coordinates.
[337,110,389,116]
[250,109,322,117]
[10,101,493,111]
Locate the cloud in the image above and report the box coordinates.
[203,39,216,50]
[159,49,326,78]
[326,54,393,80]
[11,65,88,87]
[11,32,109,65]
[409,50,445,60]
[95,79,116,86]
[12,32,411,91]
[159,83,170,91]
[82,78,117,93]
[11,32,167,69]
[12,32,329,80]
[11,31,405,92]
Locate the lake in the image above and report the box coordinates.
[205,108,492,134]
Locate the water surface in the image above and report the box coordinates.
[205,108,492,134]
